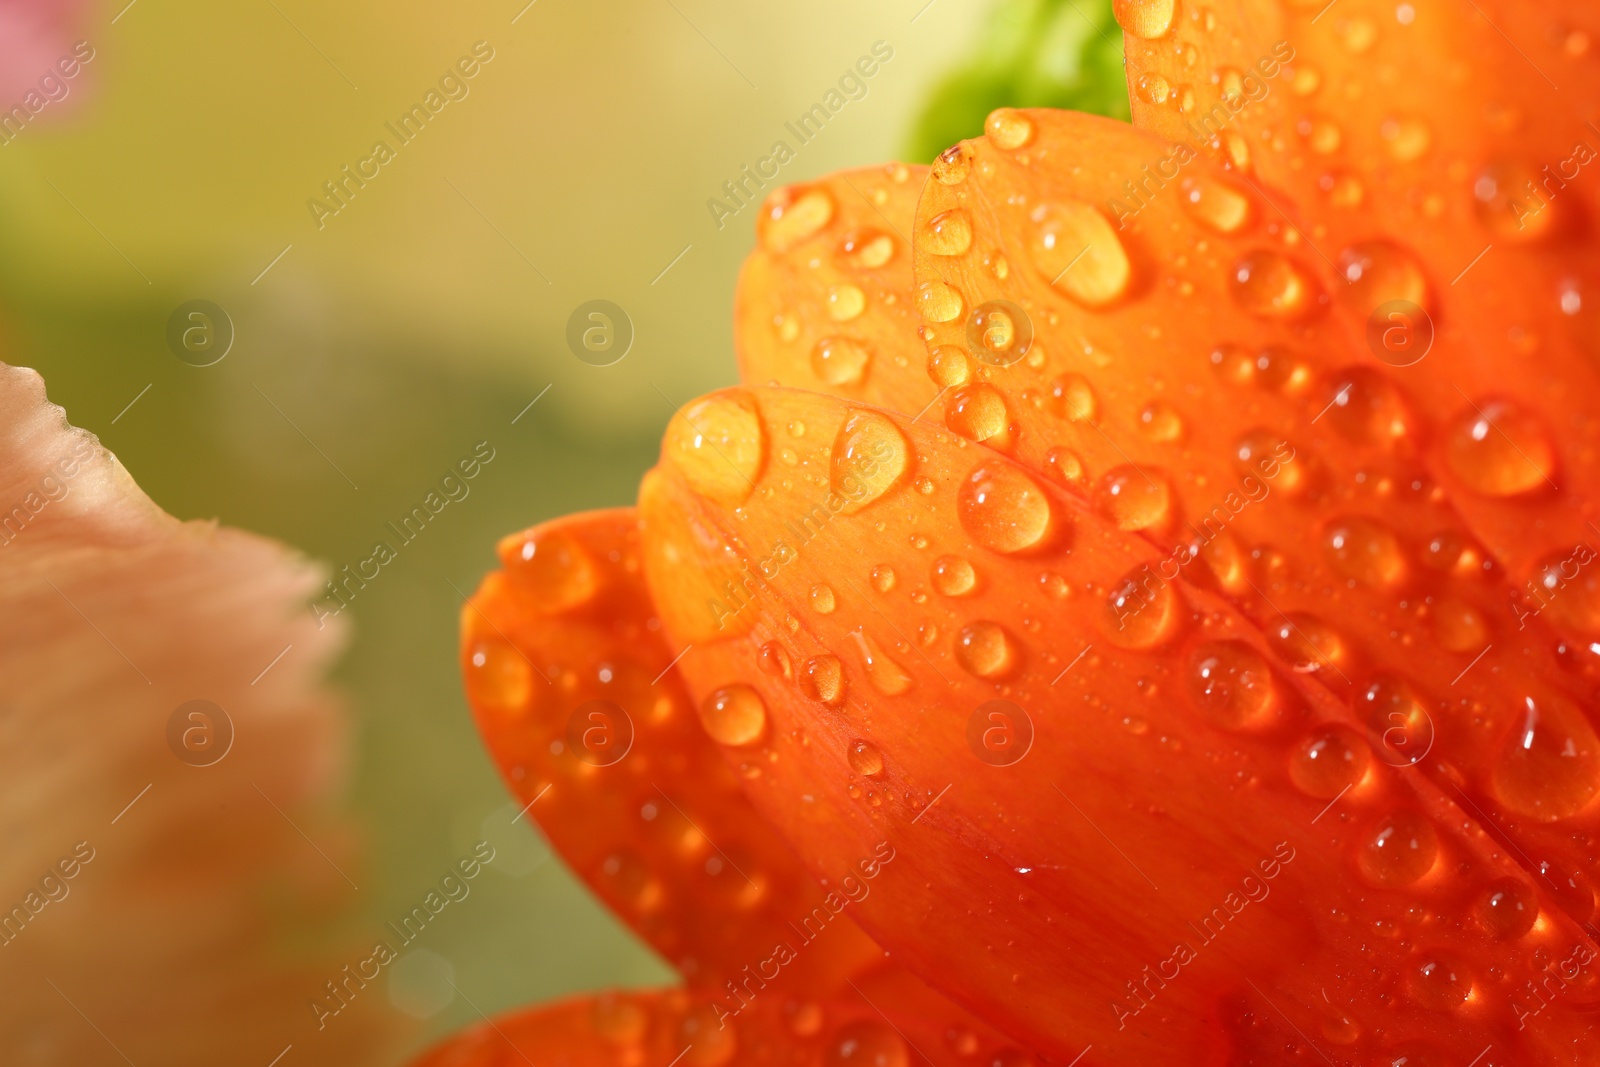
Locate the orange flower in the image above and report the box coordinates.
[439,4,1600,1063]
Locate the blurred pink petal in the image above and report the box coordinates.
[0,363,403,1065]
[0,0,91,119]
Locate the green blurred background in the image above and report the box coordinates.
[1,0,1123,1056]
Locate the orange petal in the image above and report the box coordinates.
[461,506,1018,1055]
[734,165,939,415]
[1119,1,1600,646]
[640,384,1599,1063]
[910,109,1600,911]
[410,986,1038,1067]
[0,363,399,1064]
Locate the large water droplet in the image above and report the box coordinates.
[759,185,834,252]
[849,738,886,777]
[966,300,1033,367]
[1324,366,1414,448]
[1101,567,1181,649]
[985,107,1035,149]
[826,284,866,322]
[931,144,971,186]
[1187,640,1276,729]
[1030,201,1131,308]
[1268,613,1348,675]
[1492,693,1600,820]
[1444,399,1557,496]
[915,280,964,323]
[1409,953,1473,1011]
[945,383,1017,452]
[1096,465,1172,531]
[1362,678,1434,768]
[1289,724,1370,797]
[1229,251,1317,319]
[927,345,973,389]
[1338,241,1430,314]
[1179,175,1252,233]
[1476,877,1537,939]
[850,630,914,696]
[1112,0,1175,39]
[811,337,872,386]
[922,208,974,256]
[1473,160,1557,242]
[1050,374,1098,422]
[839,228,896,269]
[801,655,847,707]
[824,1020,908,1067]
[955,620,1022,679]
[958,465,1059,554]
[1324,517,1407,588]
[1356,810,1438,886]
[831,410,911,514]
[663,390,765,505]
[465,640,533,716]
[699,685,767,746]
[932,555,978,597]
[811,584,837,614]
[500,528,600,613]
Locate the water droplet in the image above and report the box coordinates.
[1432,596,1488,652]
[966,300,1033,366]
[663,390,765,505]
[1097,465,1172,531]
[1409,952,1472,1011]
[839,229,896,269]
[1473,161,1556,242]
[810,337,871,386]
[1229,251,1316,319]
[826,284,866,322]
[1208,344,1255,386]
[465,641,533,716]
[1038,571,1071,599]
[800,655,846,707]
[1476,877,1538,939]
[811,584,837,614]
[699,685,767,746]
[1356,810,1438,886]
[1269,614,1348,675]
[922,208,974,256]
[831,410,911,513]
[927,345,973,388]
[1138,72,1171,104]
[1289,724,1370,797]
[1179,176,1252,233]
[1362,677,1434,767]
[849,630,913,696]
[1338,241,1430,314]
[824,1020,908,1067]
[1101,567,1181,649]
[1112,0,1176,39]
[871,565,896,593]
[500,528,600,613]
[1187,640,1276,729]
[1235,429,1307,495]
[1138,402,1184,443]
[1324,366,1414,447]
[1493,693,1600,820]
[932,556,978,597]
[932,144,971,186]
[915,280,964,323]
[1030,201,1131,308]
[958,465,1060,554]
[1532,545,1600,637]
[1444,400,1556,497]
[758,185,834,252]
[1324,517,1407,588]
[945,383,1017,452]
[1381,116,1430,161]
[955,620,1022,679]
[1050,374,1098,422]
[1044,446,1086,487]
[985,107,1035,149]
[849,739,886,777]
[758,641,793,680]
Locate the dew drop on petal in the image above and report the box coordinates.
[1323,517,1407,589]
[945,383,1017,452]
[848,738,886,778]
[1444,399,1557,497]
[824,1020,907,1067]
[800,655,847,707]
[1476,877,1538,939]
[1289,724,1370,798]
[1324,366,1414,448]
[1096,465,1172,531]
[921,208,974,256]
[465,641,533,717]
[500,529,600,612]
[955,620,1022,679]
[932,555,978,597]
[850,630,914,696]
[1179,175,1252,233]
[1101,568,1181,650]
[1112,0,1175,40]
[811,584,837,614]
[1030,201,1131,308]
[663,390,766,505]
[1356,810,1438,886]
[831,410,911,513]
[1492,693,1600,821]
[699,685,767,746]
[931,144,971,186]
[758,185,834,252]
[958,465,1060,554]
[1338,240,1430,313]
[915,280,965,323]
[1229,250,1316,319]
[826,284,866,322]
[1187,641,1276,729]
[985,107,1035,149]
[811,337,872,386]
